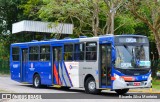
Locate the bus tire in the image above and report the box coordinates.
[115,89,129,95]
[84,77,101,94]
[33,74,41,88]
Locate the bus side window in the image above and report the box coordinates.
[12,47,20,61]
[40,46,50,61]
[64,44,73,61]
[74,43,84,61]
[86,42,97,61]
[29,46,39,61]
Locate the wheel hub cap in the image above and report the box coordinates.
[35,77,39,87]
[88,81,95,91]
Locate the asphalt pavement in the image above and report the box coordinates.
[0,76,159,102]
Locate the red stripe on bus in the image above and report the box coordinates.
[54,64,61,85]
[111,76,134,81]
[111,77,116,80]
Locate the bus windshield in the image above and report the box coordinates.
[115,45,150,69]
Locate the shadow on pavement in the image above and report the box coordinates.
[17,84,122,98]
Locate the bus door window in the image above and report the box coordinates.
[100,44,111,86]
[106,46,111,85]
[53,47,62,85]
[22,48,28,82]
[22,49,28,62]
[53,47,62,61]
[101,45,107,85]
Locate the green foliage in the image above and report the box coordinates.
[136,0,159,25]
[0,0,29,60]
[19,0,43,20]
[0,0,159,60]
[128,0,160,58]
[114,14,137,34]
[38,0,95,36]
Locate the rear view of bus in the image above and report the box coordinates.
[112,35,151,94]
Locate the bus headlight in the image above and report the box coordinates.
[114,73,124,82]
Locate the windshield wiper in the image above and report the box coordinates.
[124,45,132,55]
[131,48,135,67]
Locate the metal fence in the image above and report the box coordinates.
[0,60,10,74]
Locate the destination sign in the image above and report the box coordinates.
[117,37,147,43]
[126,38,137,43]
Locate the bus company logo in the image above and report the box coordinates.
[29,63,35,71]
[96,70,99,75]
[2,94,11,99]
[69,65,72,70]
[13,64,18,68]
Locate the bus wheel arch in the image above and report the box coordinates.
[33,72,41,88]
[84,74,101,94]
[84,74,94,86]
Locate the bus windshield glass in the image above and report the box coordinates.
[115,45,150,69]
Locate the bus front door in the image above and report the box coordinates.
[53,46,62,85]
[100,44,112,87]
[21,48,28,82]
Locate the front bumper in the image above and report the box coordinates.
[112,78,151,90]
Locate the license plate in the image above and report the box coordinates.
[133,82,141,86]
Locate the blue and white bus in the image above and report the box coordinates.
[10,35,151,95]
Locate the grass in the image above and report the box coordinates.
[0,88,15,93]
[0,71,10,75]
[0,74,10,77]
[0,89,9,93]
[152,79,160,90]
[0,72,10,77]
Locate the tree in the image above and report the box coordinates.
[19,0,43,20]
[0,0,28,60]
[128,0,160,58]
[38,0,107,36]
[114,13,137,34]
[38,0,135,36]
[103,0,128,34]
[22,0,137,37]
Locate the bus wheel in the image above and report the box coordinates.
[33,74,41,88]
[115,89,129,95]
[85,77,101,94]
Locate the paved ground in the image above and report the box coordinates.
[0,76,159,102]
[0,76,78,93]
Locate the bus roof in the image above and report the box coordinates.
[11,34,147,46]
